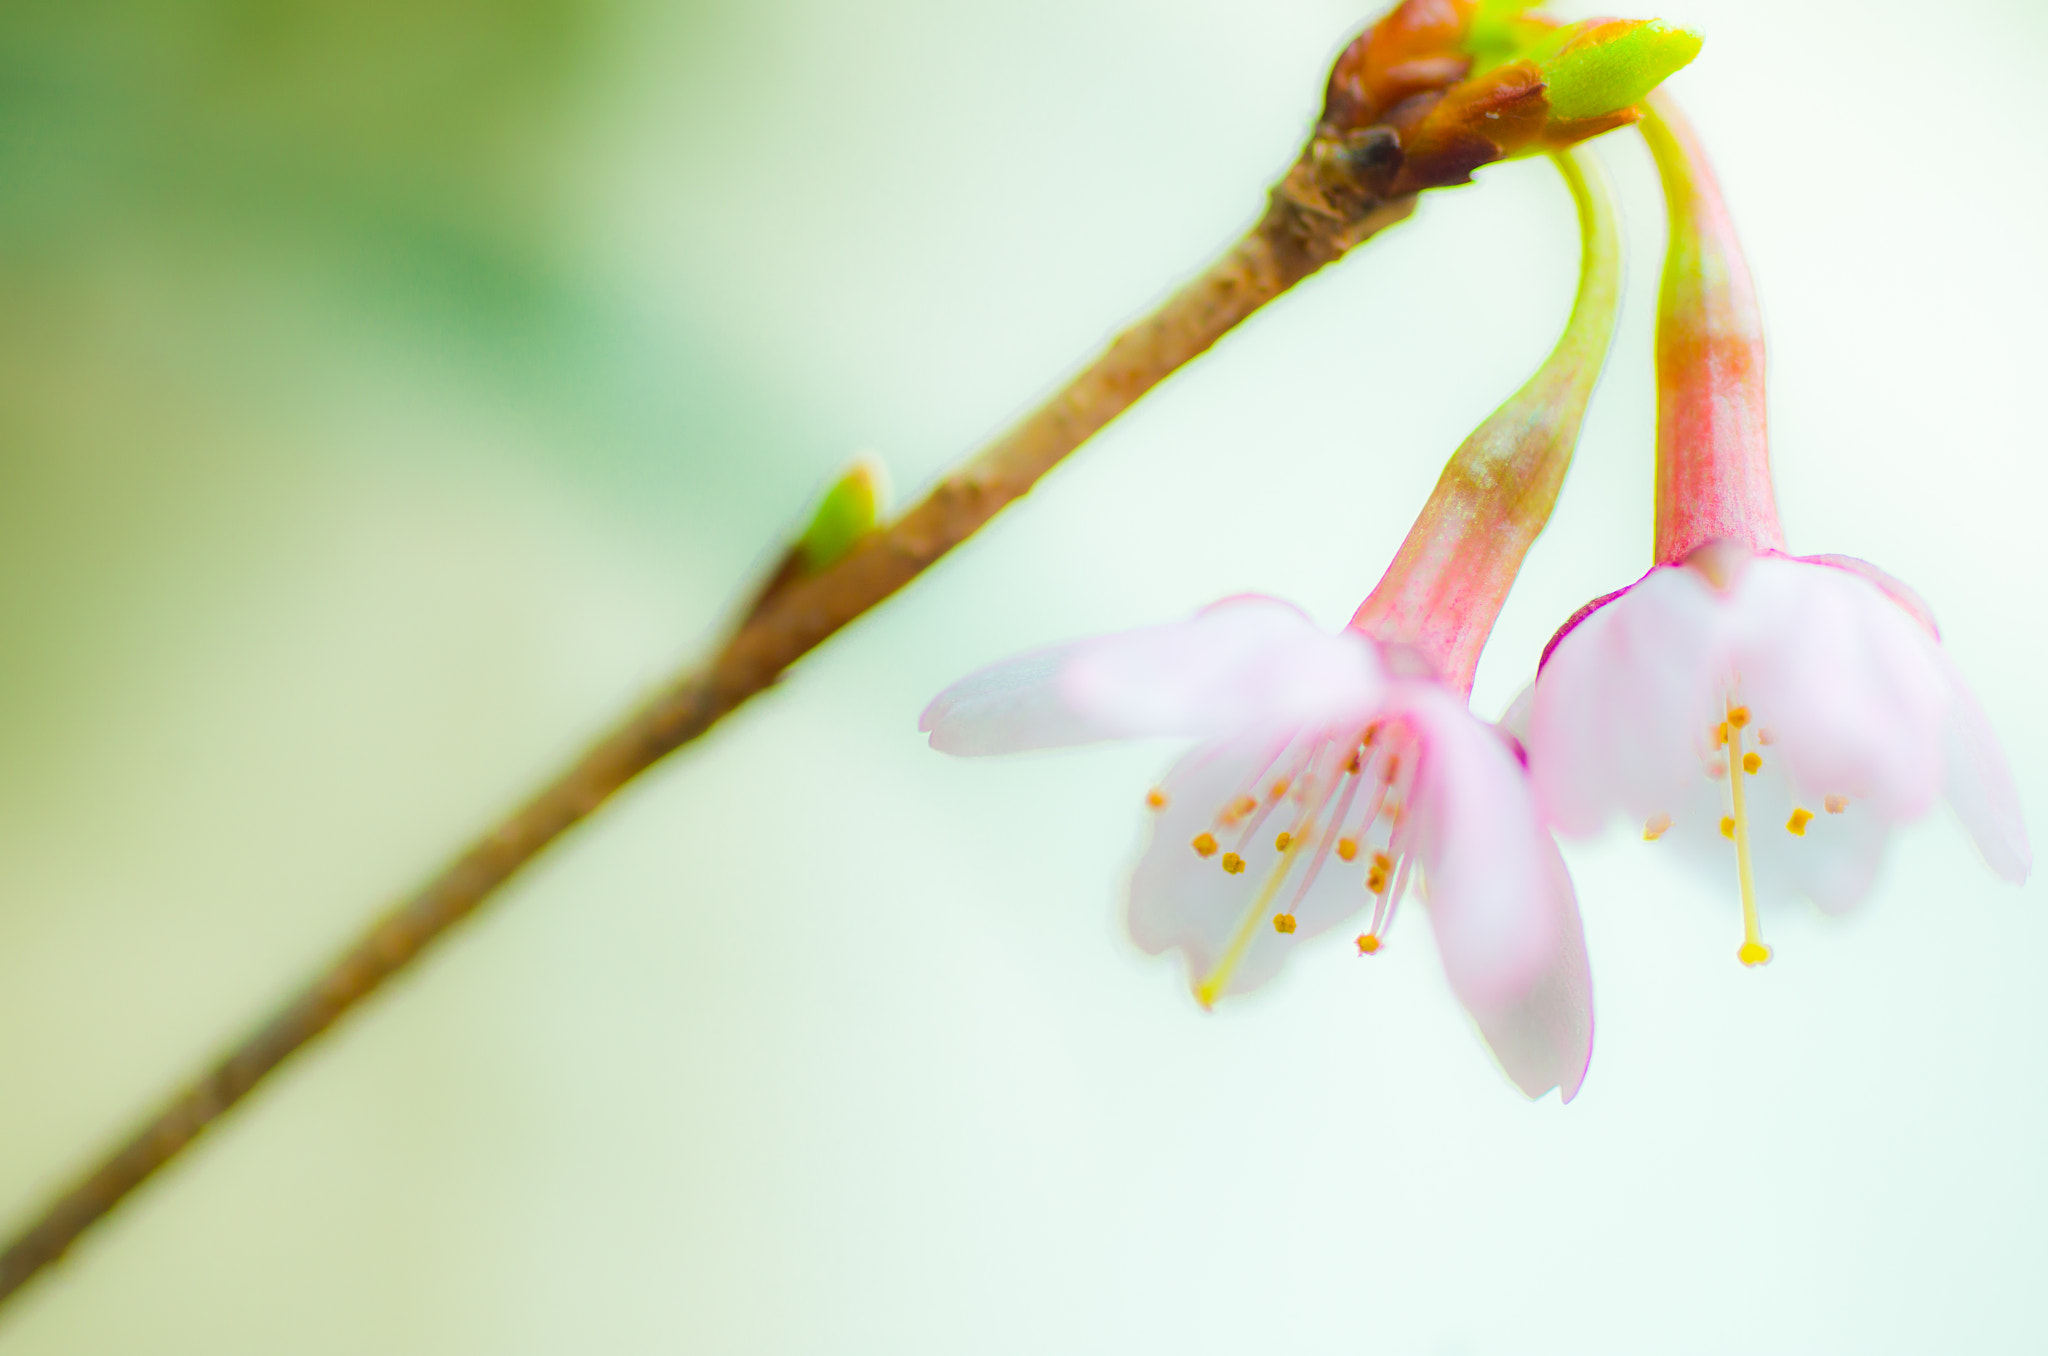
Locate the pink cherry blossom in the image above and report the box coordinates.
[919,150,1622,1101]
[1524,99,2029,966]
[922,596,1594,1101]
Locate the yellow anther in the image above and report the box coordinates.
[1719,816,1735,839]
[1274,832,1293,851]
[1742,751,1763,775]
[1825,795,1849,815]
[1727,706,1750,729]
[1356,934,1381,955]
[1712,722,1729,748]
[1757,728,1776,745]
[1221,794,1256,824]
[1738,940,1772,967]
[1344,750,1362,775]
[1367,857,1392,894]
[1146,788,1168,810]
[1191,833,1218,858]
[1268,779,1290,801]
[1272,913,1297,934]
[1372,851,1394,875]
[1336,838,1359,863]
[1787,807,1814,836]
[1382,757,1401,784]
[1643,813,1673,842]
[1221,852,1246,875]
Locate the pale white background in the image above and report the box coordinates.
[2,0,2044,1351]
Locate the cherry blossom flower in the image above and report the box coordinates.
[921,150,1623,1101]
[1524,98,2031,968]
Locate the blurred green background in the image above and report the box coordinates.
[2,0,2045,1351]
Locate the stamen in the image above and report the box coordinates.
[1274,832,1293,852]
[1742,751,1762,775]
[1713,722,1729,748]
[1220,852,1246,875]
[1191,833,1218,858]
[1825,795,1849,815]
[1212,736,1295,830]
[1272,914,1297,934]
[1289,746,1368,912]
[1377,846,1417,940]
[1724,701,1772,968]
[1787,807,1814,836]
[1644,813,1673,841]
[1146,788,1168,810]
[1356,934,1381,955]
[1196,829,1310,1007]
[1719,817,1734,839]
[1229,739,1325,852]
[1336,838,1359,863]
[1366,852,1393,895]
[1364,749,1419,942]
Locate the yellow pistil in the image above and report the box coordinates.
[1196,832,1307,1008]
[1724,703,1771,968]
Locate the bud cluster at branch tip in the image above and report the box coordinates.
[1315,0,1702,200]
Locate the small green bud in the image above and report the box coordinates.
[796,455,888,573]
[1540,20,1704,124]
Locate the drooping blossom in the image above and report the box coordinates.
[1524,97,2030,967]
[921,150,1624,1102]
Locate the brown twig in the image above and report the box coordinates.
[0,139,1416,1308]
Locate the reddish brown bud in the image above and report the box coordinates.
[1293,0,1695,236]
[1322,0,1478,132]
[1390,59,1550,194]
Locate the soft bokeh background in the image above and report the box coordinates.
[2,0,2043,1350]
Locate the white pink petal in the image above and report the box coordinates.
[1530,548,2030,920]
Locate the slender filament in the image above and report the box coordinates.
[1725,704,1771,967]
